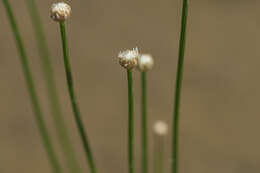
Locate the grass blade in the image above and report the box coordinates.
[172,0,189,173]
[2,1,62,172]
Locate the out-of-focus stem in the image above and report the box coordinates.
[2,1,62,172]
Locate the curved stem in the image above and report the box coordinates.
[59,22,97,173]
[127,70,135,173]
[25,1,81,173]
[2,1,62,173]
[172,0,189,173]
[141,72,148,173]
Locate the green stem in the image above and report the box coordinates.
[154,135,164,173]
[25,1,81,173]
[59,22,97,173]
[127,70,135,173]
[2,1,62,173]
[141,72,148,173]
[172,0,188,173]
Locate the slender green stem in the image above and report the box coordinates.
[154,135,164,173]
[141,72,148,173]
[59,22,97,173]
[172,0,188,173]
[25,1,81,173]
[127,70,135,173]
[2,1,62,173]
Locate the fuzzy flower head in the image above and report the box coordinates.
[153,121,168,136]
[138,54,154,71]
[118,48,139,70]
[51,2,71,22]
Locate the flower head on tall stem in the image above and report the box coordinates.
[118,47,138,173]
[51,2,71,22]
[51,2,97,173]
[138,53,154,173]
[153,120,168,173]
[118,48,139,70]
[138,54,154,72]
[26,1,80,173]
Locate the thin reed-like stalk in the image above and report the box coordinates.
[154,135,165,173]
[141,72,148,173]
[25,1,81,173]
[153,121,168,173]
[2,1,62,173]
[58,22,97,173]
[172,0,189,173]
[127,70,135,173]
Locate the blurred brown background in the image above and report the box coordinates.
[0,0,258,173]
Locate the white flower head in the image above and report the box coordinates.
[153,121,168,136]
[118,48,139,70]
[51,2,71,22]
[138,54,154,71]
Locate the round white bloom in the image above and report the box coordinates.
[118,48,139,70]
[51,2,71,22]
[153,121,168,136]
[138,54,154,71]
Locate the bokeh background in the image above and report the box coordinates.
[0,0,258,172]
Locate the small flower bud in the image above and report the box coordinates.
[153,121,168,136]
[118,48,139,70]
[51,2,71,22]
[138,54,154,71]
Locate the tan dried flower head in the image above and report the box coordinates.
[118,48,139,70]
[153,121,168,136]
[51,2,71,22]
[138,54,154,71]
